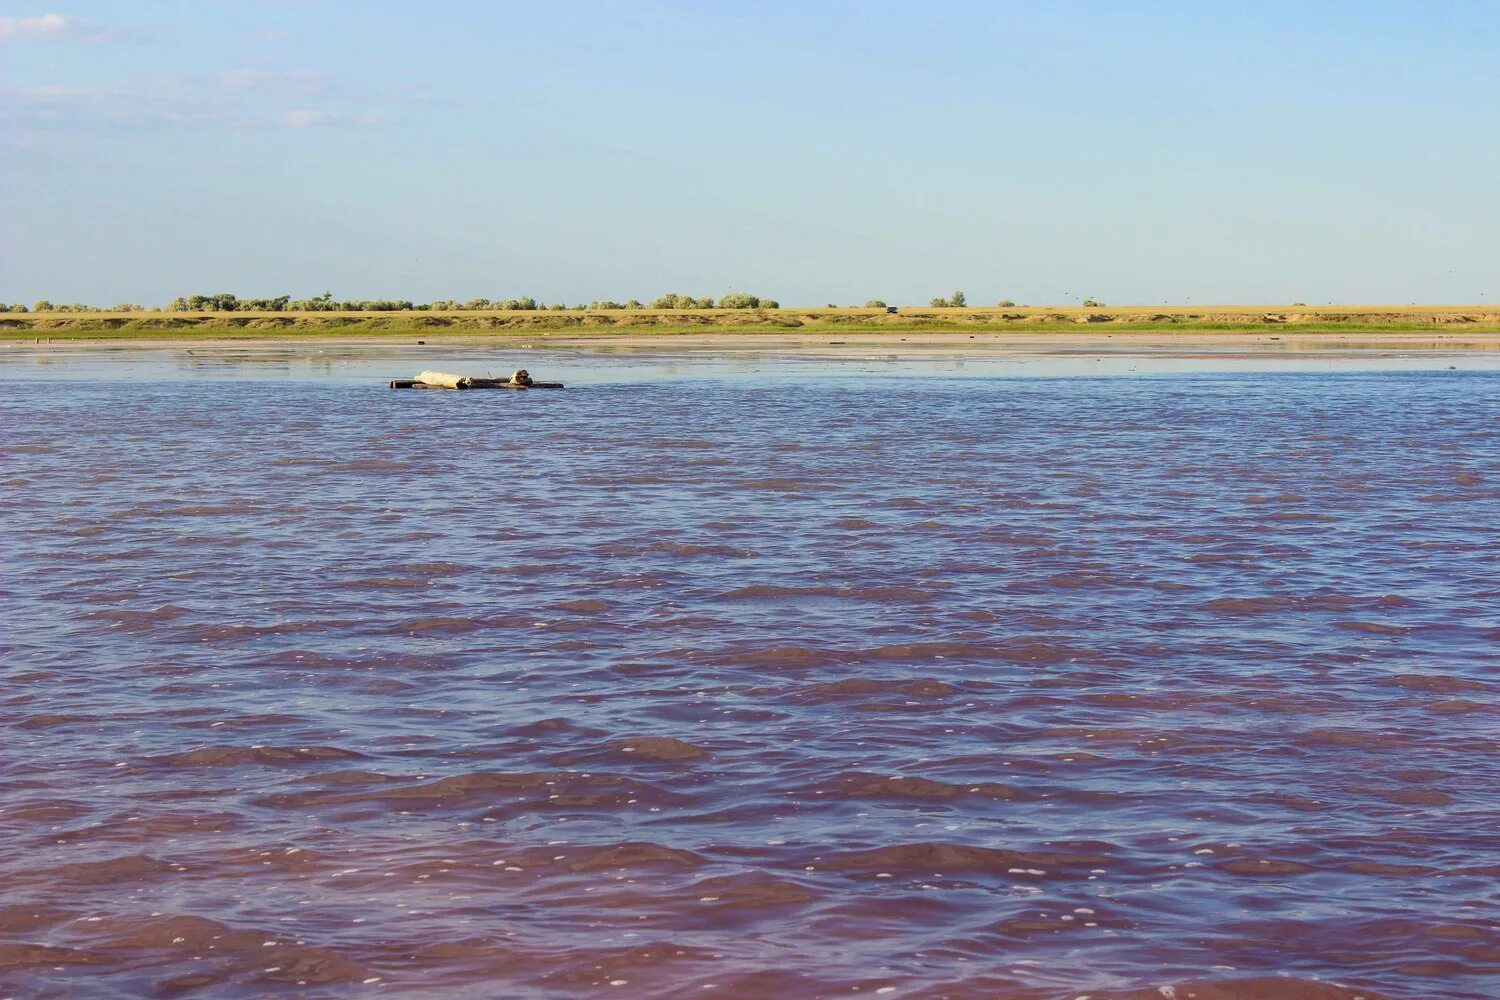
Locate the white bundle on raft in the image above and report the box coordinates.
[391,369,563,390]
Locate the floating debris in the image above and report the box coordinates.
[389,369,564,390]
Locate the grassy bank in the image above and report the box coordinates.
[4,305,1500,340]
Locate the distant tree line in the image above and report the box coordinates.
[4,292,796,313]
[146,292,780,312]
[165,292,419,312]
[0,294,1052,313]
[6,301,145,313]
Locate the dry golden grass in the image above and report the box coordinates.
[4,304,1499,340]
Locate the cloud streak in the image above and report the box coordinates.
[0,13,119,44]
[6,68,395,133]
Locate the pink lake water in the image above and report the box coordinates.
[2,346,1498,999]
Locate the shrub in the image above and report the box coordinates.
[929,297,947,307]
[718,292,761,309]
[997,299,1015,307]
[589,300,626,310]
[292,292,336,311]
[865,299,887,308]
[649,293,714,309]
[110,303,144,312]
[1082,298,1104,307]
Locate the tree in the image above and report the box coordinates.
[865,299,887,308]
[32,300,55,312]
[997,299,1015,307]
[718,292,761,309]
[1082,298,1104,307]
[949,290,966,307]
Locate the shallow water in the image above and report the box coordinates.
[2,349,1498,999]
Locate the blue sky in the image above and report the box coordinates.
[2,1,1497,306]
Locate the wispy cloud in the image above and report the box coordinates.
[6,68,395,132]
[0,13,120,44]
[279,109,392,128]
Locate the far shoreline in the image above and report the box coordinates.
[3,304,1500,345]
[5,328,1499,360]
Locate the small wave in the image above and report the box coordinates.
[684,873,816,907]
[1219,858,1318,875]
[1335,620,1413,635]
[715,585,842,601]
[84,603,189,625]
[46,854,175,886]
[552,598,614,613]
[15,713,90,729]
[548,842,703,872]
[155,745,365,767]
[378,616,485,636]
[1380,673,1489,692]
[831,517,882,529]
[1095,977,1398,1000]
[704,645,847,670]
[803,678,961,699]
[0,943,105,970]
[613,737,710,761]
[827,841,1110,874]
[825,772,1025,801]
[861,641,1089,663]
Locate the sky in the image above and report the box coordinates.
[2,1,1497,307]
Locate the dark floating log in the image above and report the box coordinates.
[391,369,565,390]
